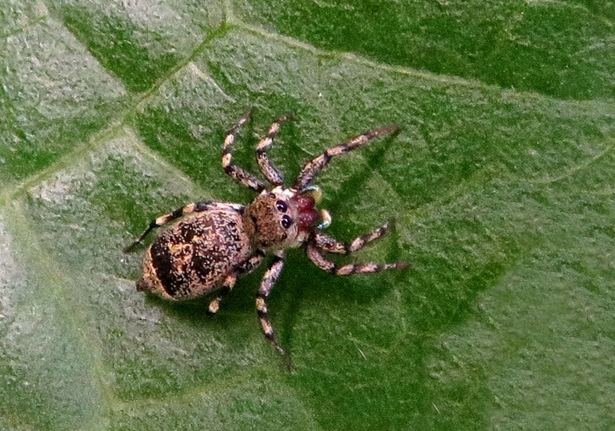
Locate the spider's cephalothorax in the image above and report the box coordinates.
[124,110,409,364]
[243,187,322,251]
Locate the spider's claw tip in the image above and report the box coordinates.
[123,242,141,253]
[207,299,221,315]
[371,124,401,139]
[386,217,397,228]
[281,111,295,122]
[281,352,293,372]
[389,124,402,133]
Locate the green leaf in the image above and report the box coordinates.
[1,0,614,430]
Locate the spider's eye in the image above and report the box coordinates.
[276,200,288,212]
[281,215,293,229]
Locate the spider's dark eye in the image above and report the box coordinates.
[281,215,293,229]
[276,200,288,212]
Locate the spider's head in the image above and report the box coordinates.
[244,186,324,251]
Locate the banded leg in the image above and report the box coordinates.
[312,221,391,254]
[306,243,409,276]
[256,114,293,186]
[293,124,400,191]
[222,110,266,192]
[255,254,288,361]
[123,202,243,253]
[207,274,236,314]
[207,251,265,314]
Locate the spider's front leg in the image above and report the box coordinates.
[255,253,290,367]
[293,124,400,190]
[222,110,267,192]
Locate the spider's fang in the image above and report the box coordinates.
[292,193,320,231]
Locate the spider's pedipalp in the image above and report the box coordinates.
[222,109,267,192]
[256,114,293,186]
[293,124,400,190]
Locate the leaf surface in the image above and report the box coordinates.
[1,1,614,430]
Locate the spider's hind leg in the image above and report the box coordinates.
[123,202,244,253]
[124,201,213,253]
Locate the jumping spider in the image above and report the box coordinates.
[125,110,409,364]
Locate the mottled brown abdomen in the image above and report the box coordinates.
[137,208,252,300]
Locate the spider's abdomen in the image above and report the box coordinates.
[137,207,253,300]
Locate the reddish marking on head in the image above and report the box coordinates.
[292,194,319,231]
